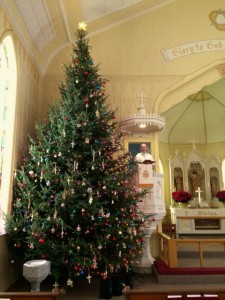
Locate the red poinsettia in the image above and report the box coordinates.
[216,190,225,202]
[172,190,192,203]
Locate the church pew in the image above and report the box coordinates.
[0,292,61,300]
[124,289,225,300]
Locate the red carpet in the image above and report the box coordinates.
[154,259,225,275]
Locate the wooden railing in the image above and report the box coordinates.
[158,232,225,268]
[0,292,61,300]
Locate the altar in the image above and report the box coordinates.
[171,207,225,236]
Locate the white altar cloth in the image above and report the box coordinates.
[170,207,225,236]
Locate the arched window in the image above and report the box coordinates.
[0,32,17,232]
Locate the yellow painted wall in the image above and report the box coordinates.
[43,0,225,218]
[44,0,225,121]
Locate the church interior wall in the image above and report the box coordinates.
[44,0,225,122]
[0,8,44,290]
[87,0,225,77]
[167,142,225,163]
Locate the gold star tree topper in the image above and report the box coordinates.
[78,22,87,31]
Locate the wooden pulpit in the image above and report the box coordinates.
[134,161,166,273]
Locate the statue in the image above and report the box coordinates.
[174,175,183,191]
[210,175,218,198]
[189,169,203,194]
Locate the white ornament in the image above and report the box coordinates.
[86,273,92,284]
[67,279,73,287]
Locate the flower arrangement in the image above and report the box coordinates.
[172,190,192,203]
[216,190,225,203]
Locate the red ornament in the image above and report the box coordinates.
[85,98,89,104]
[39,238,45,244]
[84,71,89,75]
[74,59,79,63]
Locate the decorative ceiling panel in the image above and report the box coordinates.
[81,0,141,21]
[15,0,55,52]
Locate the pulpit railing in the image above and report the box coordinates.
[158,233,225,268]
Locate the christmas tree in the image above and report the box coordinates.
[5,22,147,286]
